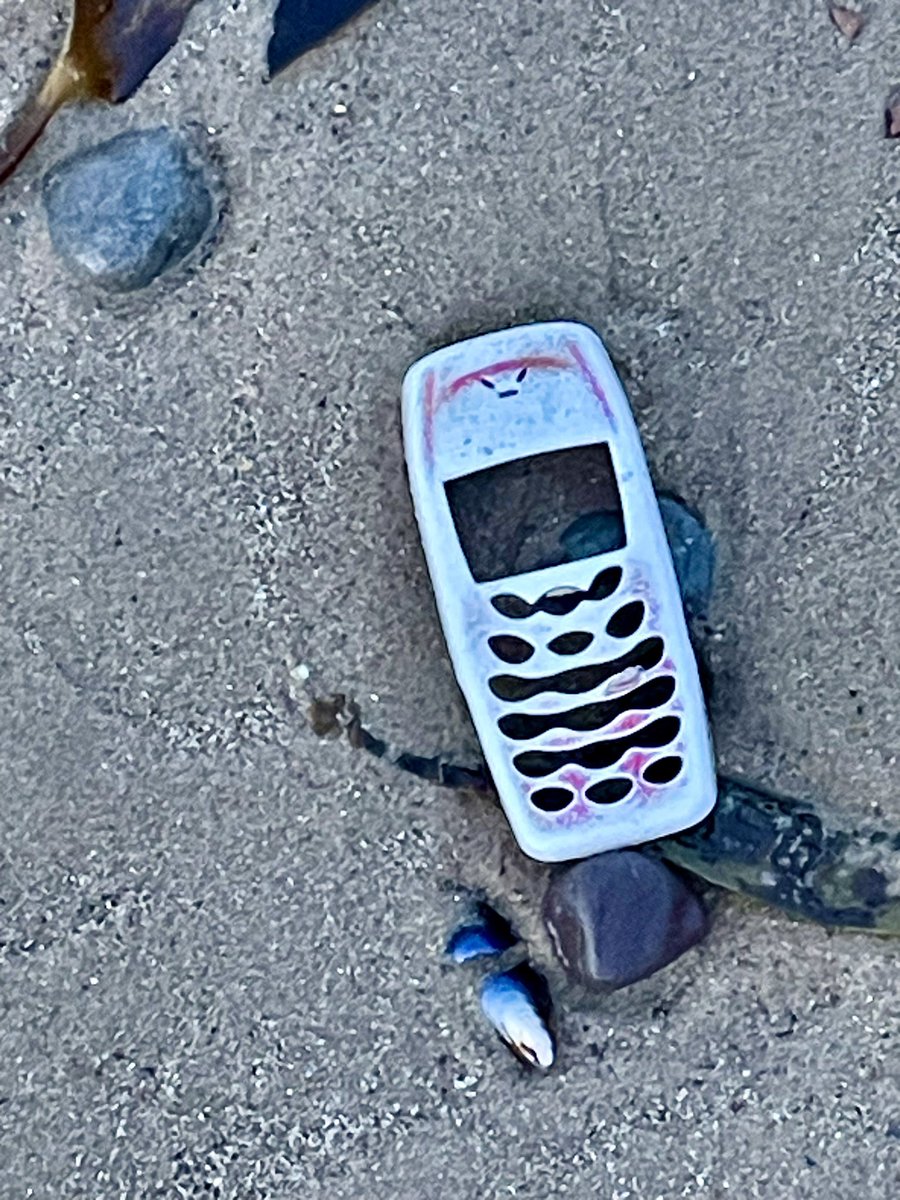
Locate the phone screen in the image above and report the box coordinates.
[445,442,626,583]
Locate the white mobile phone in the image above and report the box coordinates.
[402,321,716,863]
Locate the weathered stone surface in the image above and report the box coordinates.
[43,128,214,291]
[658,494,716,622]
[543,850,709,991]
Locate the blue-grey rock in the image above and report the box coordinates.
[658,494,716,622]
[542,850,709,991]
[554,496,715,621]
[43,128,215,291]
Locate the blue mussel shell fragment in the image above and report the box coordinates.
[445,903,518,964]
[480,963,555,1070]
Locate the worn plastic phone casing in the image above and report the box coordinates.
[402,321,716,862]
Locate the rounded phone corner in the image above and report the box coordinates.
[686,779,719,829]
[506,819,560,865]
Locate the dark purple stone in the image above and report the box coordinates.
[542,851,709,991]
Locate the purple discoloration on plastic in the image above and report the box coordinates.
[568,339,616,428]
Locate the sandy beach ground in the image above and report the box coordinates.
[1,2,899,1195]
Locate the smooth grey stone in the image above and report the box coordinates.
[43,128,214,291]
[543,850,709,991]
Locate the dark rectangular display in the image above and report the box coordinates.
[445,443,626,583]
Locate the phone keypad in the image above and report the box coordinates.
[484,572,683,815]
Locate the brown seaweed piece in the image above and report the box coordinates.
[0,0,198,186]
[829,5,864,42]
[658,776,900,935]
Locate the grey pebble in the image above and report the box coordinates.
[43,128,215,291]
[542,850,709,991]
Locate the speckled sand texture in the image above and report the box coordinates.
[1,2,899,1196]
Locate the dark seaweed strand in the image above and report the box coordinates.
[320,695,494,793]
[314,699,900,935]
[394,751,493,791]
[655,776,900,935]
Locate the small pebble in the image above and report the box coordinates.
[829,5,863,42]
[43,128,215,291]
[543,850,709,991]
